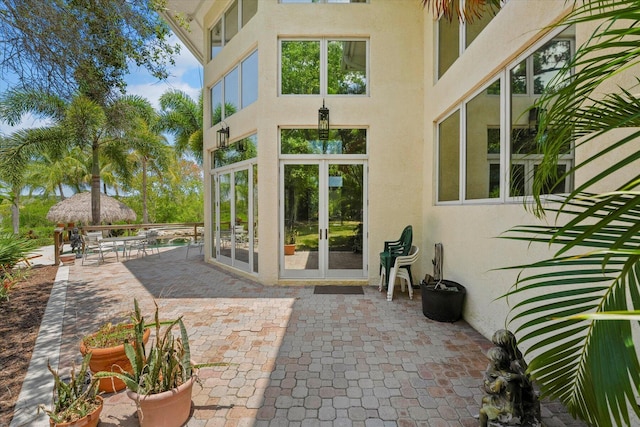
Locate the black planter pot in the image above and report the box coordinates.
[421,280,466,322]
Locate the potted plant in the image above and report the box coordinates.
[39,353,103,427]
[95,299,226,427]
[79,320,150,393]
[284,228,297,256]
[420,243,466,322]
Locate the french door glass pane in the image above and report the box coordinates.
[234,169,249,264]
[219,173,232,258]
[284,164,319,271]
[328,164,363,270]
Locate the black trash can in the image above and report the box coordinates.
[421,279,466,322]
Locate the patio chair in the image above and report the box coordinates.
[186,236,204,259]
[379,245,420,301]
[379,225,413,289]
[81,232,118,265]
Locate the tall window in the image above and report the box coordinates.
[281,39,368,96]
[510,27,574,197]
[436,27,575,203]
[437,1,499,78]
[211,50,259,126]
[438,111,460,202]
[209,0,258,61]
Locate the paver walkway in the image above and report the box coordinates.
[12,246,585,427]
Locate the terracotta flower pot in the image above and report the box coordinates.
[126,375,196,427]
[48,395,103,427]
[79,327,151,393]
[284,244,296,256]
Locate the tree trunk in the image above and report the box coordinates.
[58,183,66,200]
[11,188,20,235]
[142,158,149,223]
[91,141,101,225]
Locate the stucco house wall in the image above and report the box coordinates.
[167,0,638,343]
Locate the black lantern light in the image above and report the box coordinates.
[217,123,229,149]
[318,100,329,141]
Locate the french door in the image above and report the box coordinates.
[280,160,367,279]
[214,163,257,273]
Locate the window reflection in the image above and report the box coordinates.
[466,80,500,200]
[438,111,460,202]
[242,51,258,108]
[281,129,366,155]
[328,41,367,95]
[281,41,321,95]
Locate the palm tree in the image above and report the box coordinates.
[0,89,151,224]
[157,89,204,164]
[492,3,640,427]
[125,98,171,223]
[0,134,27,234]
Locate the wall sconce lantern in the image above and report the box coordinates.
[318,100,329,141]
[217,124,229,149]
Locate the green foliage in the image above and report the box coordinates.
[94,299,227,396]
[0,232,38,270]
[0,0,179,103]
[500,1,640,426]
[39,353,101,424]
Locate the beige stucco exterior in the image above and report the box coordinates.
[164,0,637,340]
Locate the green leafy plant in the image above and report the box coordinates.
[286,228,297,245]
[38,353,102,424]
[0,233,38,272]
[0,268,27,302]
[497,2,640,426]
[94,299,226,396]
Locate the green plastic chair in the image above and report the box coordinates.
[379,225,413,288]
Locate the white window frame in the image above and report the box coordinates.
[435,25,575,205]
[209,0,257,62]
[209,49,258,126]
[279,38,369,97]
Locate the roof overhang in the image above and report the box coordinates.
[161,0,209,65]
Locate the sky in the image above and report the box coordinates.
[0,34,203,136]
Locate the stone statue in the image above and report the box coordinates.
[479,329,540,427]
[69,227,82,255]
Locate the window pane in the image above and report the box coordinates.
[466,80,500,200]
[281,129,366,154]
[327,40,367,95]
[510,61,527,95]
[465,4,497,47]
[438,111,460,202]
[211,82,222,126]
[224,67,239,118]
[242,0,258,26]
[225,0,239,43]
[281,41,320,95]
[533,39,571,94]
[438,18,459,78]
[242,51,258,108]
[214,134,257,168]
[210,21,222,61]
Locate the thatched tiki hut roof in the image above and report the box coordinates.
[46,192,136,224]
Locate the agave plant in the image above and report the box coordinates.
[500,1,640,426]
